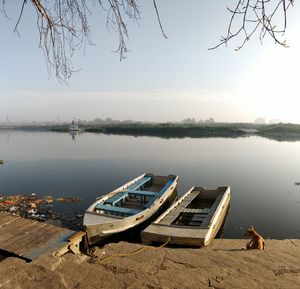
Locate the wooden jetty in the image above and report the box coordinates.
[0,212,85,261]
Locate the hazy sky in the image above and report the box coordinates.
[1,1,300,123]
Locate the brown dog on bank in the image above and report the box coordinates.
[245,226,265,250]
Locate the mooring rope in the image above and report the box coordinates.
[98,238,171,263]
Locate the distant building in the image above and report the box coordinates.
[181,118,196,124]
[205,118,215,124]
[254,118,266,124]
[269,119,281,124]
[92,118,120,124]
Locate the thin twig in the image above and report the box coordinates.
[153,0,168,39]
[209,0,294,50]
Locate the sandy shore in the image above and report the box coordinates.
[0,239,299,288]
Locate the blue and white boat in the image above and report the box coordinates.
[83,173,178,245]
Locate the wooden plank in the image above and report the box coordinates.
[127,190,157,197]
[0,213,21,227]
[3,224,63,255]
[23,230,77,260]
[0,221,47,249]
[104,191,128,205]
[0,212,83,260]
[55,231,86,257]
[177,191,200,207]
[0,220,46,247]
[0,219,39,245]
[0,216,35,229]
[0,217,36,234]
[127,176,152,190]
[181,208,210,214]
[95,204,140,215]
[159,191,200,225]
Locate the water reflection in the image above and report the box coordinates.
[260,134,300,142]
[0,131,300,239]
[69,131,78,142]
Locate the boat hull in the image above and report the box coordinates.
[84,174,178,245]
[142,186,231,247]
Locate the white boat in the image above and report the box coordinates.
[83,173,179,245]
[69,120,81,131]
[141,186,230,247]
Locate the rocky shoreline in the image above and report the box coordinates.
[0,239,299,288]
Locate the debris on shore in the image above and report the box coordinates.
[0,160,4,165]
[0,193,83,230]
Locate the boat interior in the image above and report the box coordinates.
[94,175,175,217]
[160,187,226,227]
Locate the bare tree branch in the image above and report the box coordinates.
[209,0,294,50]
[14,0,27,36]
[106,0,140,60]
[1,0,145,81]
[153,0,168,39]
[0,1,295,81]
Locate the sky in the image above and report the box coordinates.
[0,1,300,123]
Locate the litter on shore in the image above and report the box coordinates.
[0,193,82,230]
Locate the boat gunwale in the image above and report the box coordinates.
[143,222,211,229]
[203,188,230,244]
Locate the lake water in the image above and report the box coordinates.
[1,131,300,239]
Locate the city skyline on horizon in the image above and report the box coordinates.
[0,114,286,125]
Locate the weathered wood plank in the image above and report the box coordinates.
[0,213,21,227]
[181,208,210,214]
[0,219,40,244]
[3,224,64,255]
[0,212,83,259]
[159,191,200,225]
[0,224,46,250]
[23,230,76,260]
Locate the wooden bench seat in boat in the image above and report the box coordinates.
[181,208,210,214]
[104,177,152,205]
[95,204,140,216]
[127,190,157,197]
[104,191,128,206]
[126,176,152,190]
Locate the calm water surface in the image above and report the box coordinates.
[1,131,300,239]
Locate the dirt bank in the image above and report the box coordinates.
[0,239,299,288]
